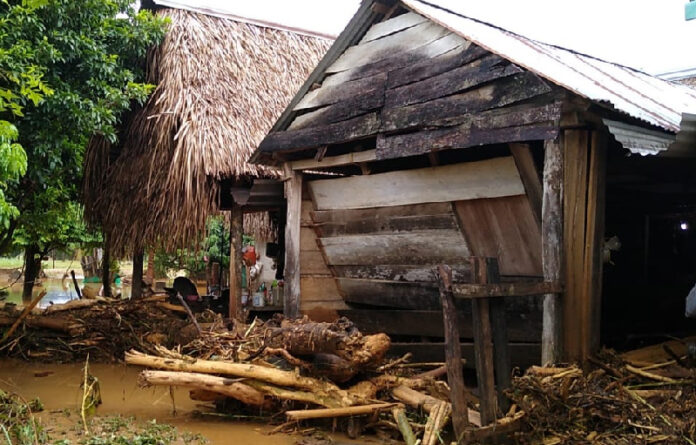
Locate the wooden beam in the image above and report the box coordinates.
[437,264,469,440]
[562,130,589,363]
[290,149,376,171]
[470,258,497,426]
[541,138,563,365]
[131,249,144,299]
[229,204,243,320]
[451,281,561,299]
[509,143,543,226]
[581,131,607,359]
[284,171,303,319]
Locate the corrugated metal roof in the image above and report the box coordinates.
[403,0,696,134]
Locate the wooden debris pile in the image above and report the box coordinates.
[506,349,696,444]
[0,297,192,361]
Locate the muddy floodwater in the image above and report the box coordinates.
[0,360,364,444]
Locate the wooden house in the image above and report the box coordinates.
[250,0,696,366]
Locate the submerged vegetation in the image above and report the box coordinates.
[0,387,207,445]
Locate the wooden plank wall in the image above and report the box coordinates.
[257,12,562,160]
[299,197,347,321]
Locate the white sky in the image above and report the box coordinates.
[157,0,696,76]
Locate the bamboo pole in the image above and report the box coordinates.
[286,403,397,421]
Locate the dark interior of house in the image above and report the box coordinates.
[603,144,696,350]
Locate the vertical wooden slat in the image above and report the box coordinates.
[131,249,144,299]
[229,204,243,320]
[582,131,607,358]
[471,257,497,426]
[541,138,563,365]
[487,259,510,413]
[510,143,543,226]
[437,264,469,441]
[284,171,303,319]
[563,130,590,363]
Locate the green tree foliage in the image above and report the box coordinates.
[0,0,167,297]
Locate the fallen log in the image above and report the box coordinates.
[43,299,100,314]
[286,403,398,421]
[461,411,525,442]
[246,381,346,408]
[0,315,81,335]
[139,370,268,407]
[1,291,46,342]
[392,385,481,427]
[125,350,357,405]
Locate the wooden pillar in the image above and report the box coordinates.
[229,204,243,320]
[437,264,469,441]
[470,257,497,426]
[284,171,302,319]
[102,237,112,298]
[562,130,606,363]
[541,138,563,365]
[131,249,144,299]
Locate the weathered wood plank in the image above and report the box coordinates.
[337,309,542,342]
[376,102,562,160]
[510,143,543,226]
[284,172,303,319]
[300,250,332,276]
[333,264,471,283]
[322,34,469,88]
[385,55,522,108]
[316,214,457,237]
[289,90,384,130]
[451,281,561,299]
[321,230,470,266]
[300,276,343,302]
[327,21,450,74]
[454,195,543,276]
[339,277,441,310]
[311,202,452,222]
[437,265,470,436]
[309,157,524,210]
[387,44,489,89]
[359,12,428,44]
[381,72,552,132]
[541,138,564,365]
[387,343,540,370]
[291,149,377,171]
[258,113,380,154]
[294,72,386,111]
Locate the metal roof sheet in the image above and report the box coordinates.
[403,0,696,134]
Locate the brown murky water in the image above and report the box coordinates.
[0,360,367,444]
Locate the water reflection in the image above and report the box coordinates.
[1,278,132,308]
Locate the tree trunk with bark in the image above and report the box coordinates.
[22,244,42,302]
[102,236,112,298]
[131,249,144,299]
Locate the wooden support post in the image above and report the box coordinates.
[229,204,243,320]
[509,143,542,226]
[470,257,497,426]
[131,249,144,299]
[284,171,302,319]
[436,264,469,442]
[102,236,112,298]
[486,260,510,413]
[146,247,155,283]
[541,138,563,365]
[582,131,607,358]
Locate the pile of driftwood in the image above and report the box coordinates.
[508,347,696,444]
[0,296,193,361]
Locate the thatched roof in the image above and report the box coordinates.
[84,8,330,256]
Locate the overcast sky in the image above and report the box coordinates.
[157,0,696,76]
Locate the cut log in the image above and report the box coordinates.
[43,299,100,314]
[0,315,81,335]
[246,381,346,408]
[139,370,268,407]
[286,403,397,421]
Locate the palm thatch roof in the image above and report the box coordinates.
[84,7,330,256]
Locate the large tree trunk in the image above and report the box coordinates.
[22,244,42,303]
[131,249,144,299]
[102,237,112,298]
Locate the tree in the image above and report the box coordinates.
[0,0,167,299]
